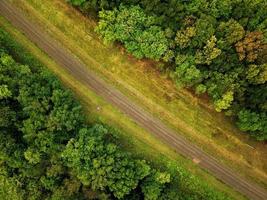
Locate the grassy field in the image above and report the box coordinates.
[0,15,247,199]
[9,0,267,188]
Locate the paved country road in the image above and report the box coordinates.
[1,1,267,199]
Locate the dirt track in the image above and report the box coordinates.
[1,1,267,199]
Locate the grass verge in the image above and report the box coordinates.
[9,0,267,189]
[0,14,246,199]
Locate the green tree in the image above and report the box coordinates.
[172,55,202,87]
[246,64,267,84]
[195,36,221,65]
[141,170,170,200]
[209,0,233,19]
[96,5,168,60]
[237,110,267,140]
[214,91,234,112]
[193,15,216,48]
[175,26,196,49]
[0,85,11,99]
[62,125,151,199]
[217,19,245,46]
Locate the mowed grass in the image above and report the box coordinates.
[0,16,247,199]
[10,0,267,188]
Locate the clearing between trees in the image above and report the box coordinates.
[9,0,267,189]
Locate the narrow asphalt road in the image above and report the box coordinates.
[1,1,267,199]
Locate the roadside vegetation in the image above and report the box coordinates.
[70,0,267,141]
[11,0,267,189]
[0,21,243,199]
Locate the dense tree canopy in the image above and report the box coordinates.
[96,5,168,60]
[69,0,267,140]
[0,28,170,199]
[0,28,230,199]
[62,125,151,198]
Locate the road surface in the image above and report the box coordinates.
[1,1,267,199]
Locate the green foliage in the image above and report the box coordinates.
[0,173,24,200]
[62,125,151,198]
[217,19,245,46]
[91,0,267,139]
[24,149,41,164]
[214,91,234,112]
[195,84,207,95]
[193,15,216,48]
[246,64,267,84]
[195,36,221,65]
[96,5,168,60]
[0,46,84,199]
[173,55,202,87]
[0,84,11,99]
[237,110,267,140]
[141,170,171,200]
[0,27,174,199]
[175,26,196,49]
[209,0,233,19]
[67,0,86,6]
[72,0,267,139]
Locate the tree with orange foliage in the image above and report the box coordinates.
[235,31,267,63]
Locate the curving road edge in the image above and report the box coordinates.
[1,1,267,199]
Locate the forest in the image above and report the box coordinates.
[0,26,231,199]
[68,0,267,141]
